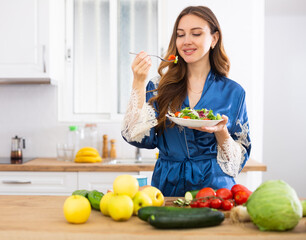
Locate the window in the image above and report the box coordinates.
[62,0,159,122]
[117,0,159,113]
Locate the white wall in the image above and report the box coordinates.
[0,84,152,159]
[263,0,306,197]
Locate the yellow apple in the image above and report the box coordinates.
[141,186,164,206]
[63,195,91,224]
[100,191,115,216]
[132,191,153,215]
[113,174,139,198]
[108,195,134,221]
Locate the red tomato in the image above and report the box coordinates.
[216,188,233,200]
[221,199,234,211]
[196,187,216,199]
[182,116,191,119]
[168,55,176,61]
[234,191,249,205]
[198,200,211,208]
[189,201,199,208]
[210,198,222,209]
[231,184,252,196]
[174,111,181,117]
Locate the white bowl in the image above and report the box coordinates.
[167,114,223,128]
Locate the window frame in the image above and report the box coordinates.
[58,0,163,123]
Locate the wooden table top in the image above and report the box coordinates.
[0,158,267,172]
[0,195,304,240]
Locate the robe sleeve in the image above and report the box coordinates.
[121,79,159,149]
[216,90,251,177]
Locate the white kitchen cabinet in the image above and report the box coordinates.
[0,171,151,195]
[78,172,139,193]
[0,0,49,78]
[0,172,77,195]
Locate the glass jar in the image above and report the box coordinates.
[79,123,98,150]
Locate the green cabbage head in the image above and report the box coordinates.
[246,180,302,231]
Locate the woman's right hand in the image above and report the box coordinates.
[131,51,152,83]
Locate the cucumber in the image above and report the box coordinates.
[72,189,90,198]
[185,189,200,201]
[137,206,211,222]
[148,209,225,229]
[88,190,104,210]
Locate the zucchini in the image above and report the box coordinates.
[148,209,224,229]
[138,206,211,222]
[185,189,200,201]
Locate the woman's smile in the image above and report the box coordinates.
[183,48,197,55]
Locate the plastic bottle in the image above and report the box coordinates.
[67,125,80,155]
[79,123,98,150]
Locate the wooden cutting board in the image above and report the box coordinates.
[0,195,305,240]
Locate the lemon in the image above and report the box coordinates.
[113,175,139,198]
[63,195,91,224]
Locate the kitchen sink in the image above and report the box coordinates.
[105,158,157,165]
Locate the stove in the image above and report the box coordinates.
[0,157,35,164]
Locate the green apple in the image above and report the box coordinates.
[132,191,153,215]
[113,174,139,198]
[141,186,164,206]
[108,195,134,221]
[63,195,91,224]
[100,191,115,216]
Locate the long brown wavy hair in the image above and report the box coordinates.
[149,6,230,132]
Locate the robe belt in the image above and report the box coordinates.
[159,154,215,188]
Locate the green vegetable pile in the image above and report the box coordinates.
[246,180,302,231]
[72,189,104,210]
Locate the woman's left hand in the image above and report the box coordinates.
[189,115,228,133]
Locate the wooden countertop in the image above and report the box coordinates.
[0,195,304,240]
[0,158,267,172]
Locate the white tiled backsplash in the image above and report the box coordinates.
[0,85,157,159]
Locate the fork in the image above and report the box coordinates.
[129,52,174,62]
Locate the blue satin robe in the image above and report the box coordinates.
[123,70,251,197]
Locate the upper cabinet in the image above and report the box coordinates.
[0,0,49,79]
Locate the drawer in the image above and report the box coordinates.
[0,172,78,195]
[78,172,138,193]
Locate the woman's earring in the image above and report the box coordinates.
[211,45,214,49]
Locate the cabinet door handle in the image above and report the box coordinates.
[2,180,32,184]
[42,45,46,73]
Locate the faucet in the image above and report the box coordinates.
[135,147,142,162]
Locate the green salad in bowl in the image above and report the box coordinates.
[169,107,222,120]
[167,107,223,128]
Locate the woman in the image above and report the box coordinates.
[122,6,251,197]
